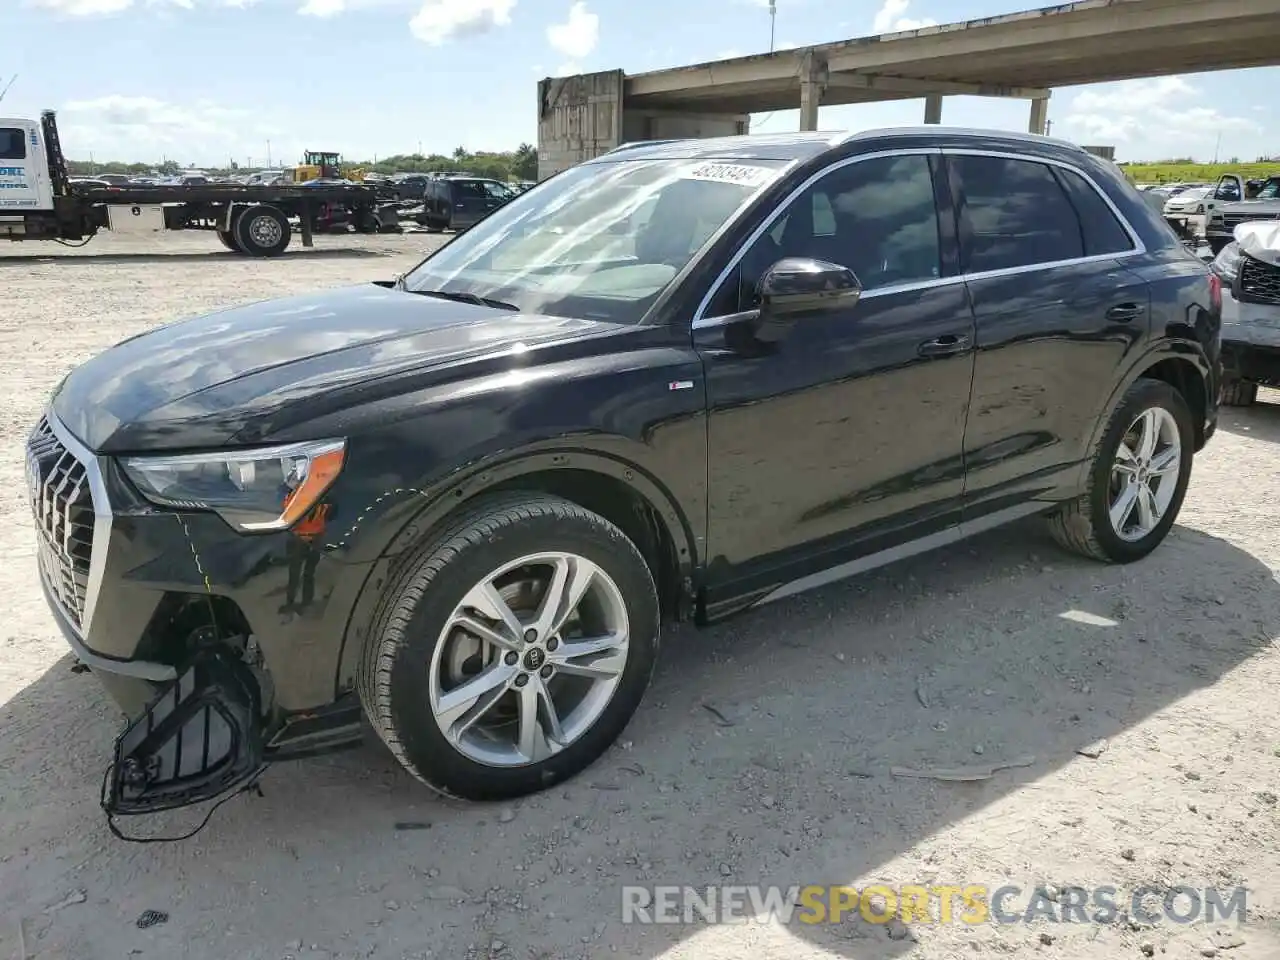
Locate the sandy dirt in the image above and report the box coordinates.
[1,231,1278,960]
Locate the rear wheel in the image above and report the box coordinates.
[1220,379,1258,407]
[358,493,660,801]
[1048,378,1193,563]
[234,204,291,257]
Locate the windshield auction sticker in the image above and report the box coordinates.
[683,162,774,187]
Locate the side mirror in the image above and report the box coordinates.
[758,255,860,315]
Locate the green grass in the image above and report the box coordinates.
[1118,162,1280,184]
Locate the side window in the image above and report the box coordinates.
[0,128,26,161]
[1053,167,1135,256]
[949,155,1084,272]
[704,153,941,316]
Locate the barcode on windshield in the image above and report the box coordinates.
[683,162,774,187]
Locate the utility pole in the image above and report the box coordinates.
[1044,119,1052,136]
[1213,130,1221,164]
[768,0,777,52]
[266,140,272,168]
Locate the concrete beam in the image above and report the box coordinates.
[824,73,1049,99]
[822,0,1280,73]
[923,94,943,124]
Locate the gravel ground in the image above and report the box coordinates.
[1,232,1278,960]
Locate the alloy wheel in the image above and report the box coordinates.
[1108,407,1182,542]
[427,552,630,767]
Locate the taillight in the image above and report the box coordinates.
[1208,272,1222,313]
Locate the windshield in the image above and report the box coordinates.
[402,156,789,323]
[1256,178,1280,200]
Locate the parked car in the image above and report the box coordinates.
[29,128,1221,819]
[1210,220,1280,406]
[1163,185,1213,216]
[416,176,515,231]
[1205,174,1280,254]
[391,173,433,202]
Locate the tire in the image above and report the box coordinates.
[1220,379,1258,407]
[358,493,660,801]
[216,229,240,252]
[234,204,291,257]
[1047,378,1194,564]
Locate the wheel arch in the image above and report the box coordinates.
[1082,344,1213,479]
[334,448,699,695]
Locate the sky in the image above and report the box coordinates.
[0,0,1274,168]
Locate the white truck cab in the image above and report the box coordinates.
[0,119,55,214]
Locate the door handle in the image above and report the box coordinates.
[1106,302,1145,322]
[917,334,972,358]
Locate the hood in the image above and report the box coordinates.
[52,284,616,452]
[1234,221,1280,266]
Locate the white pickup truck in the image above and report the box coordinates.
[1202,173,1280,254]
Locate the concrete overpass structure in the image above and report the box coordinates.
[537,0,1280,177]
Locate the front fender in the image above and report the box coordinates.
[330,442,704,693]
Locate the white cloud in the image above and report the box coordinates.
[30,0,132,12]
[298,0,344,13]
[547,2,598,60]
[32,0,250,12]
[1058,76,1260,157]
[551,62,582,77]
[872,0,936,33]
[408,0,514,44]
[58,95,291,167]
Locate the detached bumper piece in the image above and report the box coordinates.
[102,647,266,819]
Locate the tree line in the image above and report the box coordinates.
[65,143,540,181]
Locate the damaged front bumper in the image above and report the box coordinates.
[103,647,266,816]
[28,412,368,820]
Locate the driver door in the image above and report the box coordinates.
[693,151,976,604]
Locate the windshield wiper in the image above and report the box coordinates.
[408,288,520,311]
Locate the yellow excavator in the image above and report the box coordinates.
[287,150,366,183]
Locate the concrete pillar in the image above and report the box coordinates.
[1028,96,1049,135]
[923,94,943,124]
[798,50,825,131]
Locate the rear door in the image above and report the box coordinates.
[943,150,1150,515]
[451,179,492,227]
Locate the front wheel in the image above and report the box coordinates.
[1048,378,1194,563]
[358,493,660,801]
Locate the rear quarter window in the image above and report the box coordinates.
[0,127,26,161]
[1053,166,1136,256]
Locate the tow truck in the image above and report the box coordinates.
[0,111,398,256]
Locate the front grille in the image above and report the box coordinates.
[27,418,95,629]
[1239,255,1280,306]
[1223,212,1280,230]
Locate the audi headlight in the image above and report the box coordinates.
[1211,241,1241,283]
[121,439,346,533]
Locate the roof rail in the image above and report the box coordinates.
[598,139,683,157]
